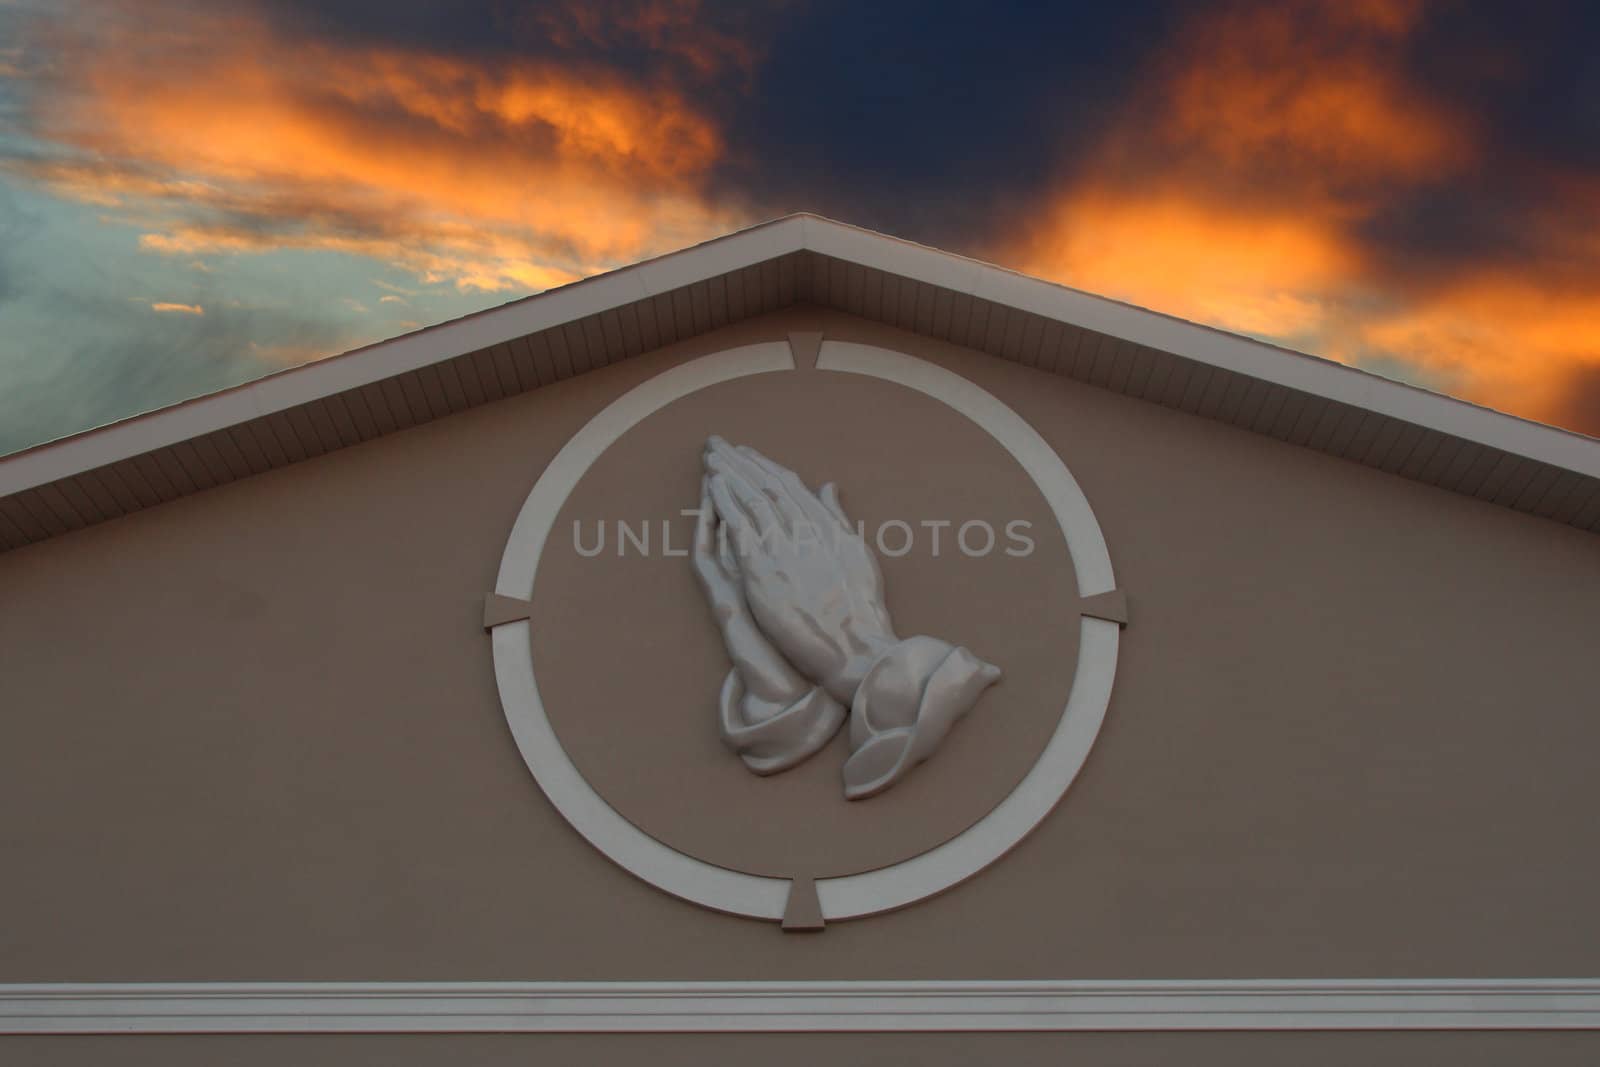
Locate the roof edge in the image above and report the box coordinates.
[0,214,811,497]
[3,212,1598,505]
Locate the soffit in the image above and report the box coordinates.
[2,215,1596,551]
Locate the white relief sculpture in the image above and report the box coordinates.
[692,436,1001,798]
[493,342,1119,920]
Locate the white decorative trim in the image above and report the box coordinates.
[5,979,1600,1034]
[0,219,806,496]
[6,212,1598,506]
[490,342,1118,922]
[799,216,1600,478]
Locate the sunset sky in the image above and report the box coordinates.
[2,0,1598,454]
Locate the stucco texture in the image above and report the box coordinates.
[1,306,1597,983]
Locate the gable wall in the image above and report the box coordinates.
[2,306,1597,1057]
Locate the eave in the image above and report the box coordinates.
[3,213,1598,551]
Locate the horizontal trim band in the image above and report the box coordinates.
[4,979,1600,1034]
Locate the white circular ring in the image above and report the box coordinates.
[491,339,1119,920]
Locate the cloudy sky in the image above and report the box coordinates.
[2,0,1598,455]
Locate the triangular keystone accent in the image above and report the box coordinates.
[788,331,823,370]
[781,876,825,931]
[1079,590,1129,627]
[483,593,533,630]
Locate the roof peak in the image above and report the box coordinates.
[3,216,1597,550]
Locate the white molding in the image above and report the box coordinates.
[6,213,1598,507]
[809,218,1600,478]
[4,979,1600,1034]
[0,218,808,498]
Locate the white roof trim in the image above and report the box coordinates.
[0,218,809,497]
[800,216,1600,478]
[3,212,1597,504]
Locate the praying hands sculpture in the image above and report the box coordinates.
[692,436,1001,799]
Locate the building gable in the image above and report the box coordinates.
[3,215,1598,552]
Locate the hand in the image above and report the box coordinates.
[697,437,1001,799]
[691,476,844,774]
[703,436,897,705]
[692,475,816,712]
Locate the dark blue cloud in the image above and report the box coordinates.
[240,0,1185,251]
[708,1,1185,247]
[1346,1,1600,285]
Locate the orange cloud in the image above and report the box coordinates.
[1003,0,1600,436]
[1014,185,1360,342]
[1359,275,1600,425]
[132,221,585,294]
[1156,0,1467,186]
[17,5,746,292]
[150,302,204,315]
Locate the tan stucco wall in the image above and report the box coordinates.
[2,306,1598,989]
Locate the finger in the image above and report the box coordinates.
[709,473,775,570]
[728,469,786,538]
[708,460,784,538]
[730,443,791,489]
[734,443,793,484]
[716,520,738,577]
[708,438,805,533]
[692,476,716,561]
[820,482,852,527]
[709,472,751,532]
[736,445,832,534]
[705,435,763,484]
[709,443,794,522]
